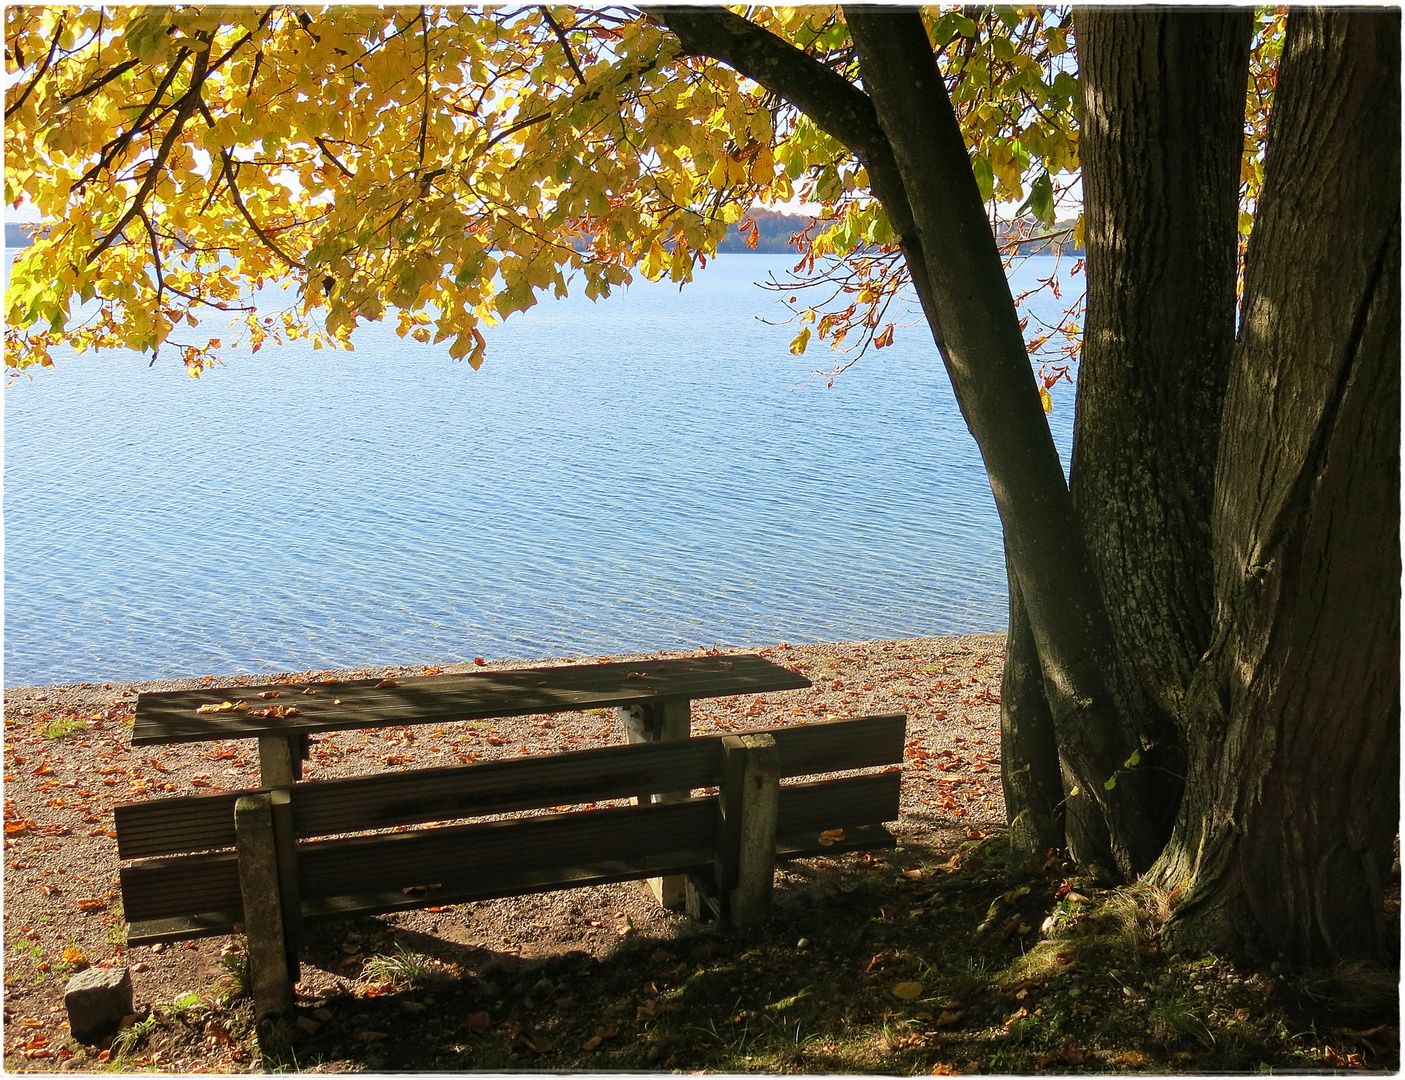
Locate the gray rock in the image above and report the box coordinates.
[64,966,133,1044]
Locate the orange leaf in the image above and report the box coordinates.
[818,828,845,847]
[461,1012,492,1033]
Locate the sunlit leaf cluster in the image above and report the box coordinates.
[5,5,788,374]
[4,5,1282,395]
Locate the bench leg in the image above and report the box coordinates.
[234,793,295,1020]
[620,698,691,909]
[717,733,780,926]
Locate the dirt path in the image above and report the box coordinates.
[2,633,1007,1070]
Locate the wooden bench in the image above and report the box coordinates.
[130,654,812,909]
[115,713,906,1018]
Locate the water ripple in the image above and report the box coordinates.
[5,254,1076,684]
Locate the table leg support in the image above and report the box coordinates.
[620,698,691,909]
[258,735,301,788]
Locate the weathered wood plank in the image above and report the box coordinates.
[296,797,719,901]
[120,772,903,943]
[133,654,811,745]
[115,715,905,859]
[120,851,243,924]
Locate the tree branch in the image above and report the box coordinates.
[5,14,65,121]
[86,42,211,264]
[650,6,935,319]
[540,6,588,85]
[217,147,307,270]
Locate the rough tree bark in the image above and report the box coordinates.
[1154,8,1400,965]
[1014,9,1253,861]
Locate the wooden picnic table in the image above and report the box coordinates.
[132,653,812,910]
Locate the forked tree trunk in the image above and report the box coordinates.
[1155,8,1400,965]
[1022,9,1253,860]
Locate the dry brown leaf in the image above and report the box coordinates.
[935,1009,964,1029]
[461,1012,492,1033]
[582,1035,603,1051]
[376,679,400,689]
[256,690,280,699]
[818,828,846,846]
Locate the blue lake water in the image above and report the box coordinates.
[4,252,1077,685]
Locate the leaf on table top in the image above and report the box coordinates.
[818,828,845,846]
[376,680,400,689]
[195,702,236,714]
[256,690,280,699]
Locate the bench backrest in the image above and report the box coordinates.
[117,714,905,943]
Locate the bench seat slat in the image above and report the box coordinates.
[133,655,811,745]
[114,715,906,860]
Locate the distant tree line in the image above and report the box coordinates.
[715,210,1081,255]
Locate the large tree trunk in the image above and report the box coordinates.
[1155,8,1400,965]
[1046,9,1253,859]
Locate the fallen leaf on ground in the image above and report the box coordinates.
[461,1012,492,1033]
[892,981,924,1001]
[582,1035,602,1051]
[519,1032,553,1053]
[935,1009,964,1028]
[357,1031,388,1043]
[1118,1050,1145,1065]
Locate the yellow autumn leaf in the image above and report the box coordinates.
[1040,387,1053,413]
[818,827,845,846]
[892,981,924,1001]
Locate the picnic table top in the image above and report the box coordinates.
[132,654,811,746]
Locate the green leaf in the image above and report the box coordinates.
[1019,173,1055,225]
[1123,748,1141,769]
[971,154,995,203]
[1103,774,1118,791]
